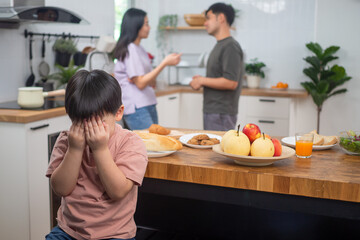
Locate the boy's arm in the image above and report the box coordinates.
[50,122,85,197]
[85,116,134,200]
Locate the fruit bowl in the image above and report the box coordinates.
[338,131,360,156]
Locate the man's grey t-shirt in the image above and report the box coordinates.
[203,37,244,115]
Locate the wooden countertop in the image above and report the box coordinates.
[145,130,360,203]
[0,107,66,124]
[0,86,307,123]
[155,85,308,98]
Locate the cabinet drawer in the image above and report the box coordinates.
[246,117,289,136]
[246,96,290,118]
[157,93,180,128]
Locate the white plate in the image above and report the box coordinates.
[281,136,337,150]
[212,144,295,166]
[179,133,222,149]
[147,150,176,158]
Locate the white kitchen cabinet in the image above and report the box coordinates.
[179,93,203,130]
[0,115,71,240]
[156,93,180,128]
[237,96,293,136]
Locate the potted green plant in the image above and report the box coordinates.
[245,58,266,88]
[156,14,178,57]
[52,38,78,67]
[301,42,352,133]
[48,59,83,89]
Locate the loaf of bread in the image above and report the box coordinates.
[148,124,171,135]
[136,132,182,151]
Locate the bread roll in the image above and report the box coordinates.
[136,132,182,151]
[148,124,171,135]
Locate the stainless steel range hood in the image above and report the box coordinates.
[0,0,88,28]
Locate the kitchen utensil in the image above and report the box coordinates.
[38,36,50,82]
[17,87,65,109]
[25,35,35,86]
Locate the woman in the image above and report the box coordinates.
[114,8,181,130]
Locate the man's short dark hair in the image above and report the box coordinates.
[65,69,122,122]
[206,2,235,26]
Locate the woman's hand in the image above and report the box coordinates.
[68,121,86,152]
[84,115,110,152]
[162,53,182,66]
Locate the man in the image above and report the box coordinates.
[190,3,244,131]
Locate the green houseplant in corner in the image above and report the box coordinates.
[53,38,78,67]
[301,42,352,133]
[245,58,266,88]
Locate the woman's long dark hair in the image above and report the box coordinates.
[113,8,147,61]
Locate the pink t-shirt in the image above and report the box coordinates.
[46,124,148,240]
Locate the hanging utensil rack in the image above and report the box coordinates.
[24,29,99,40]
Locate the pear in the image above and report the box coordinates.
[250,133,275,157]
[222,125,251,156]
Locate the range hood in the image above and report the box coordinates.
[0,0,88,28]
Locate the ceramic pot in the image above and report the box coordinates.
[247,75,261,88]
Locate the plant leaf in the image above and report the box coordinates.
[306,42,323,58]
[301,82,326,107]
[304,56,320,71]
[303,67,319,83]
[328,88,347,98]
[317,80,329,94]
[323,46,340,58]
[321,55,338,66]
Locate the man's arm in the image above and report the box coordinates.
[190,75,238,91]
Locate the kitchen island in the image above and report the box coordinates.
[135,130,360,239]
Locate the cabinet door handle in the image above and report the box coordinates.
[168,96,177,100]
[259,99,275,103]
[30,124,49,130]
[258,120,275,124]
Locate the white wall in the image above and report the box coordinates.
[0,0,115,102]
[135,0,360,135]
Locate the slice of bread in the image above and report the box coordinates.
[310,130,324,145]
[323,136,338,145]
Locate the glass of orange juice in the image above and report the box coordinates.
[295,133,314,158]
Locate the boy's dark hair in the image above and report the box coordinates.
[206,2,235,26]
[65,70,122,122]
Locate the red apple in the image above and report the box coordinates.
[271,138,282,156]
[242,123,261,143]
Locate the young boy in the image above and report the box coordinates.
[46,70,148,240]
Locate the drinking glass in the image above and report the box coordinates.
[295,133,314,158]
